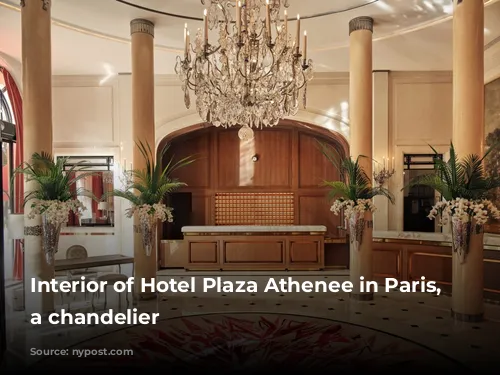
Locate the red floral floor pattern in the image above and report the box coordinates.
[36,313,465,372]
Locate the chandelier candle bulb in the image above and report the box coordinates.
[184,24,188,56]
[266,0,271,39]
[303,31,307,62]
[204,9,208,44]
[237,1,241,36]
[296,14,300,52]
[186,30,190,56]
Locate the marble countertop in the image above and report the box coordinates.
[373,230,500,247]
[181,225,327,233]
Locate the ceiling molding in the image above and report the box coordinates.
[485,35,500,51]
[115,0,379,21]
[1,0,499,57]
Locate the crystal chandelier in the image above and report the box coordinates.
[175,0,314,130]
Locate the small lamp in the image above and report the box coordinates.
[7,213,25,244]
[97,202,109,219]
[7,213,25,310]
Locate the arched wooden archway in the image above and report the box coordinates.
[157,119,349,161]
[157,120,349,245]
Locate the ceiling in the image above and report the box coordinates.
[1,0,500,76]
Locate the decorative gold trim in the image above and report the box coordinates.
[349,16,374,35]
[130,19,154,37]
[183,232,326,236]
[60,232,115,236]
[24,225,42,236]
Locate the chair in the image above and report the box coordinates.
[91,274,129,311]
[65,245,98,303]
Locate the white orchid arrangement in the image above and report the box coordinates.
[126,203,174,226]
[408,142,500,229]
[108,141,194,227]
[428,198,500,227]
[330,198,377,220]
[29,199,86,227]
[14,152,94,227]
[318,142,394,221]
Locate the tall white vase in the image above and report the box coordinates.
[451,219,484,322]
[349,212,373,301]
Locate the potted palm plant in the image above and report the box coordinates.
[108,141,194,256]
[407,143,500,263]
[319,142,394,249]
[14,152,94,264]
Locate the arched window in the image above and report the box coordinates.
[1,82,15,209]
[0,85,14,124]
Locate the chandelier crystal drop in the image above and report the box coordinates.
[175,0,314,129]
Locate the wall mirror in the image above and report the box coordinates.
[58,156,114,227]
[402,154,442,233]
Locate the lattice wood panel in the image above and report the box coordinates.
[215,192,295,225]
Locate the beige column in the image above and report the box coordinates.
[349,17,374,301]
[372,71,390,231]
[20,0,54,316]
[451,0,484,322]
[130,19,156,300]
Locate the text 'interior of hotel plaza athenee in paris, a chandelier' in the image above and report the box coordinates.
[175,0,314,139]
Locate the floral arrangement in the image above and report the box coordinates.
[318,141,394,246]
[29,199,86,227]
[126,203,174,225]
[427,198,500,227]
[14,152,94,224]
[407,142,500,262]
[330,198,377,220]
[14,152,95,264]
[108,140,194,255]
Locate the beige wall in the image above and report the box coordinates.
[51,71,453,255]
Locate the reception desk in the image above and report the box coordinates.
[324,231,500,301]
[181,225,327,271]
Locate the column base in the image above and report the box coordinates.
[451,309,484,323]
[137,292,157,301]
[350,292,374,301]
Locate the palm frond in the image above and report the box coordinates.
[13,152,96,206]
[318,140,394,203]
[112,140,195,206]
[406,141,499,201]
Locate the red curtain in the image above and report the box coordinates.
[1,67,24,281]
[67,172,77,225]
[92,173,103,218]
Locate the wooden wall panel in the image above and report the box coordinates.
[217,129,291,188]
[165,130,211,188]
[163,125,347,237]
[298,133,339,188]
[190,195,210,225]
[298,195,340,236]
[373,247,401,279]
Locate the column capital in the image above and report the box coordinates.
[20,0,50,10]
[130,19,155,37]
[349,16,374,35]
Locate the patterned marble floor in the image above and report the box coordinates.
[3,270,500,372]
